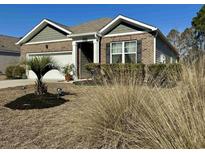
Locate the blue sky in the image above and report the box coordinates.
[0,4,202,38]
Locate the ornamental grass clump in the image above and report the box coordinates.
[67,57,205,148]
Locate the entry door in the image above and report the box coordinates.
[77,42,93,79]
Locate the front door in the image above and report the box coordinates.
[77,42,93,79]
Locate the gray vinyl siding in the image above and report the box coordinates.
[156,36,177,63]
[106,23,143,35]
[0,51,20,73]
[28,25,67,43]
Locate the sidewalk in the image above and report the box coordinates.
[0,79,35,89]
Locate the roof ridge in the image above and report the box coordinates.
[43,18,72,32]
[69,17,112,27]
[0,34,20,39]
[44,18,69,27]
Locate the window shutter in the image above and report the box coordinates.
[106,43,110,64]
[137,40,142,63]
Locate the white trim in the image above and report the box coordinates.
[110,40,137,64]
[45,20,72,34]
[25,38,72,45]
[73,38,96,43]
[72,38,98,80]
[153,37,156,64]
[99,15,157,35]
[16,19,72,45]
[27,51,72,56]
[69,32,97,37]
[103,31,146,38]
[72,41,77,80]
[93,39,99,63]
[110,43,112,64]
[170,57,173,64]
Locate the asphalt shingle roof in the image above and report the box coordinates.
[46,18,112,34]
[69,18,112,34]
[0,35,20,53]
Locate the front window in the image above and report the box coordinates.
[124,42,137,63]
[111,41,137,64]
[111,42,122,63]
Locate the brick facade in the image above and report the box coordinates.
[20,41,72,60]
[100,32,155,64]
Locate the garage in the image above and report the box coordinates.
[27,51,72,80]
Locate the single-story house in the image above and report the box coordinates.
[0,35,20,74]
[16,15,179,80]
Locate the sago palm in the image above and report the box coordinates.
[27,56,59,95]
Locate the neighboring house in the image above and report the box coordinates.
[0,35,20,74]
[17,15,179,80]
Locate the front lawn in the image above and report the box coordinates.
[0,83,92,148]
[0,63,204,149]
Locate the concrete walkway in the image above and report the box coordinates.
[0,79,69,89]
[0,79,35,89]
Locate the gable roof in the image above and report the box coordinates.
[45,19,72,32]
[99,15,157,35]
[16,19,72,45]
[16,15,177,55]
[0,35,20,53]
[70,18,112,34]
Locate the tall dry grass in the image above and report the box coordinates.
[67,58,205,148]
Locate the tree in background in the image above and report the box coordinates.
[179,27,197,57]
[167,29,180,49]
[167,28,196,57]
[167,5,205,61]
[192,5,205,51]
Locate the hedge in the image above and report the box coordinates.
[86,63,182,87]
[5,65,26,79]
[85,63,145,84]
[147,63,182,87]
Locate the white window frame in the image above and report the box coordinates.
[160,54,166,64]
[170,57,173,64]
[110,41,137,64]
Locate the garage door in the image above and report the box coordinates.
[27,51,72,80]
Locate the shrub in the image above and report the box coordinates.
[5,65,26,79]
[85,63,100,72]
[85,63,145,84]
[147,63,182,87]
[5,65,15,79]
[12,65,26,79]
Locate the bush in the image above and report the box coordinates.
[85,63,145,84]
[147,63,182,87]
[5,65,16,79]
[5,65,26,79]
[12,65,26,79]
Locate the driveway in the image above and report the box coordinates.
[0,79,35,89]
[0,79,66,89]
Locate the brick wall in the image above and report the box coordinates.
[100,32,155,64]
[20,41,72,61]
